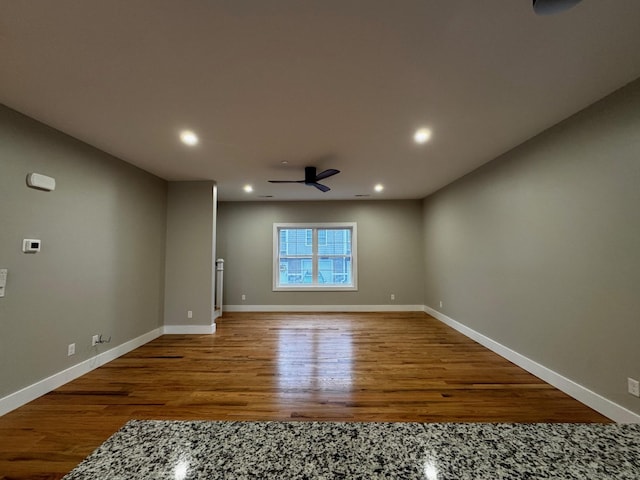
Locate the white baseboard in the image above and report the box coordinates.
[163,311,220,334]
[424,305,640,424]
[0,327,162,417]
[224,304,425,312]
[163,323,216,334]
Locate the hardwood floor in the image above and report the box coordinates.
[0,312,609,479]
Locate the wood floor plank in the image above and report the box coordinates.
[0,312,610,479]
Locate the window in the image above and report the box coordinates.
[273,222,357,291]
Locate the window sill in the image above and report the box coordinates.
[273,285,358,292]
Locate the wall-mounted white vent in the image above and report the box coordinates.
[26,173,56,191]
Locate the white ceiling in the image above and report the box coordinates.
[2,1,640,201]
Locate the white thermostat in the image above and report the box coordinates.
[23,239,41,253]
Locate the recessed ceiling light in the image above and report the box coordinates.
[413,128,432,144]
[180,130,199,146]
[243,185,253,193]
[374,184,384,192]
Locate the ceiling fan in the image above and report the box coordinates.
[269,166,340,192]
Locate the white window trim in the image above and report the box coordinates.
[273,222,358,292]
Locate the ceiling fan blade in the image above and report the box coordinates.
[268,180,305,183]
[533,0,582,15]
[314,168,340,181]
[310,182,330,192]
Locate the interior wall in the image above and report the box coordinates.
[422,79,640,415]
[217,200,424,307]
[0,105,167,399]
[164,181,216,326]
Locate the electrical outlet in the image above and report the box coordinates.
[242,294,246,301]
[390,294,395,301]
[68,343,75,356]
[92,335,99,346]
[628,377,640,397]
[439,301,443,308]
[187,310,193,319]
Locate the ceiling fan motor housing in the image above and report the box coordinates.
[304,166,316,184]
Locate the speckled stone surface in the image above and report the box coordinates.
[63,421,640,479]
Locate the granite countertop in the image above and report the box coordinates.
[64,420,640,479]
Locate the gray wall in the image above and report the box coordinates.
[0,106,167,398]
[217,200,424,307]
[422,79,640,414]
[164,181,216,326]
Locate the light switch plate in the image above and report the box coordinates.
[628,378,640,397]
[0,269,7,298]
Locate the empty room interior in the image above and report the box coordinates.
[1,1,640,478]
